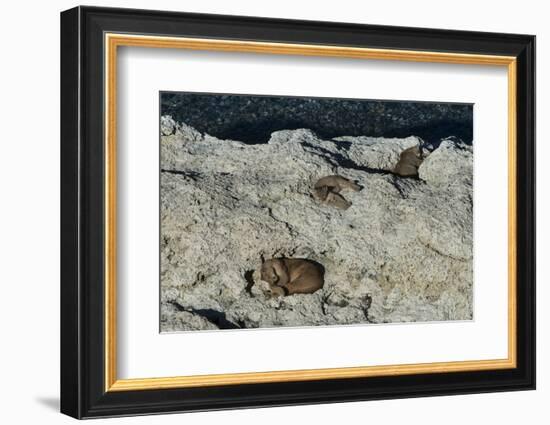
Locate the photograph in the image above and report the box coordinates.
[159,92,474,332]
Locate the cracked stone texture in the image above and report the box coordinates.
[159,116,473,332]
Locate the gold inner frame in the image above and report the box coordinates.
[104,33,518,392]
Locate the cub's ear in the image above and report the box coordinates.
[268,267,279,285]
[260,253,265,264]
[270,267,279,284]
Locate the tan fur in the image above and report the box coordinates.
[261,258,324,296]
[313,175,361,209]
[325,191,352,210]
[393,146,423,177]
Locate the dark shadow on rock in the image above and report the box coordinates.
[302,141,392,176]
[167,301,240,329]
[161,169,201,180]
[334,140,353,151]
[190,308,241,329]
[244,269,255,295]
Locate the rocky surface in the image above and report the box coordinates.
[160,116,473,332]
[161,93,473,145]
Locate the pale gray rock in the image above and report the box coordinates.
[160,115,177,136]
[160,115,203,139]
[160,117,473,331]
[418,139,473,186]
[334,135,423,171]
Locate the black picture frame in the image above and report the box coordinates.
[60,5,536,419]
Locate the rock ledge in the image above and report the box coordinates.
[160,117,473,332]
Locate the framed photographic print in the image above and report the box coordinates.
[60,6,536,419]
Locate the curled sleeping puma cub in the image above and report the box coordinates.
[313,175,362,210]
[260,258,324,296]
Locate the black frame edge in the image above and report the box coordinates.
[78,4,536,43]
[515,35,536,391]
[60,6,82,419]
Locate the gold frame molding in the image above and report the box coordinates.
[104,33,517,392]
